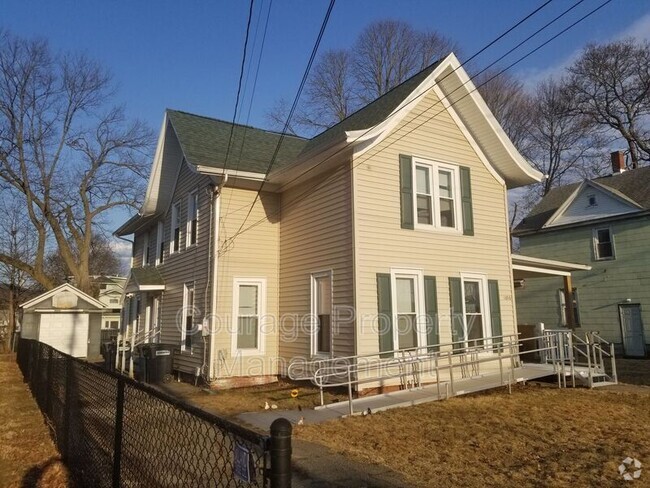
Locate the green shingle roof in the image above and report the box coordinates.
[304,59,443,153]
[167,110,308,174]
[513,166,650,235]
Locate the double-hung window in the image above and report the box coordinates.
[181,283,195,351]
[232,278,265,354]
[142,232,150,266]
[463,278,485,347]
[449,274,501,351]
[413,159,460,231]
[186,192,198,247]
[593,227,614,260]
[156,221,165,265]
[311,271,332,356]
[170,202,181,254]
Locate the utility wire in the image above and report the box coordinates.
[226,0,613,241]
[220,0,556,248]
[222,0,256,175]
[222,0,274,221]
[225,0,336,246]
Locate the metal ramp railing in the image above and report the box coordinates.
[288,330,618,416]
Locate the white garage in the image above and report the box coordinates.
[20,284,105,358]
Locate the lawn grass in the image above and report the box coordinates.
[0,354,69,488]
[296,384,650,487]
[160,378,349,418]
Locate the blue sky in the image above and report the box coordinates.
[4,0,650,262]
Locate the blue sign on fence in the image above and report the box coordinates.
[233,443,252,482]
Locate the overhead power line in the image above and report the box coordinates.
[223,0,336,248]
[225,0,613,242]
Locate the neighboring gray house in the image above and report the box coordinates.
[513,152,650,357]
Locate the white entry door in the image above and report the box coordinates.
[619,305,646,358]
[39,313,89,357]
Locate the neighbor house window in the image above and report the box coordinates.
[181,283,195,351]
[232,278,265,354]
[593,227,614,260]
[311,271,332,356]
[110,298,119,304]
[559,288,581,327]
[413,159,460,231]
[186,192,198,247]
[171,202,181,254]
[156,221,165,265]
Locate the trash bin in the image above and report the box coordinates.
[100,341,117,371]
[141,343,174,383]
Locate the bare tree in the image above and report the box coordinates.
[0,197,40,349]
[353,20,455,104]
[568,38,650,167]
[0,31,153,294]
[266,19,459,135]
[45,233,122,290]
[526,78,600,196]
[475,68,533,153]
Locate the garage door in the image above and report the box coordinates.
[39,313,89,357]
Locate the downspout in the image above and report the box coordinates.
[208,173,228,381]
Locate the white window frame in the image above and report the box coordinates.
[459,273,492,349]
[412,157,462,233]
[231,278,266,356]
[142,232,150,266]
[310,270,334,358]
[181,282,195,352]
[186,191,198,248]
[170,202,181,254]
[593,227,615,260]
[156,221,164,266]
[390,268,426,353]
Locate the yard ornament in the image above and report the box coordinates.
[619,457,642,481]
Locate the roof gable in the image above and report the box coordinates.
[514,166,650,235]
[545,181,642,228]
[21,283,105,310]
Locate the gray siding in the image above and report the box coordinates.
[132,159,214,374]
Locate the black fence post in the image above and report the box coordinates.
[45,346,53,417]
[62,356,73,459]
[269,418,292,488]
[112,376,125,488]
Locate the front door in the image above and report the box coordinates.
[619,304,646,357]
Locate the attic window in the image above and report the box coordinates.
[587,194,597,207]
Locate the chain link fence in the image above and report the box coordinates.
[16,338,292,487]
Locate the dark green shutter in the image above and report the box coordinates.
[459,166,474,236]
[399,155,414,229]
[424,276,438,351]
[488,280,502,344]
[449,277,464,350]
[376,274,393,358]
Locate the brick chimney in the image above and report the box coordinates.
[611,151,626,174]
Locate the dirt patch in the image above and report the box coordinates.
[612,358,650,386]
[296,384,650,487]
[157,378,349,418]
[0,354,70,488]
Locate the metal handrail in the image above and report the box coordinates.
[311,333,565,415]
[287,333,521,381]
